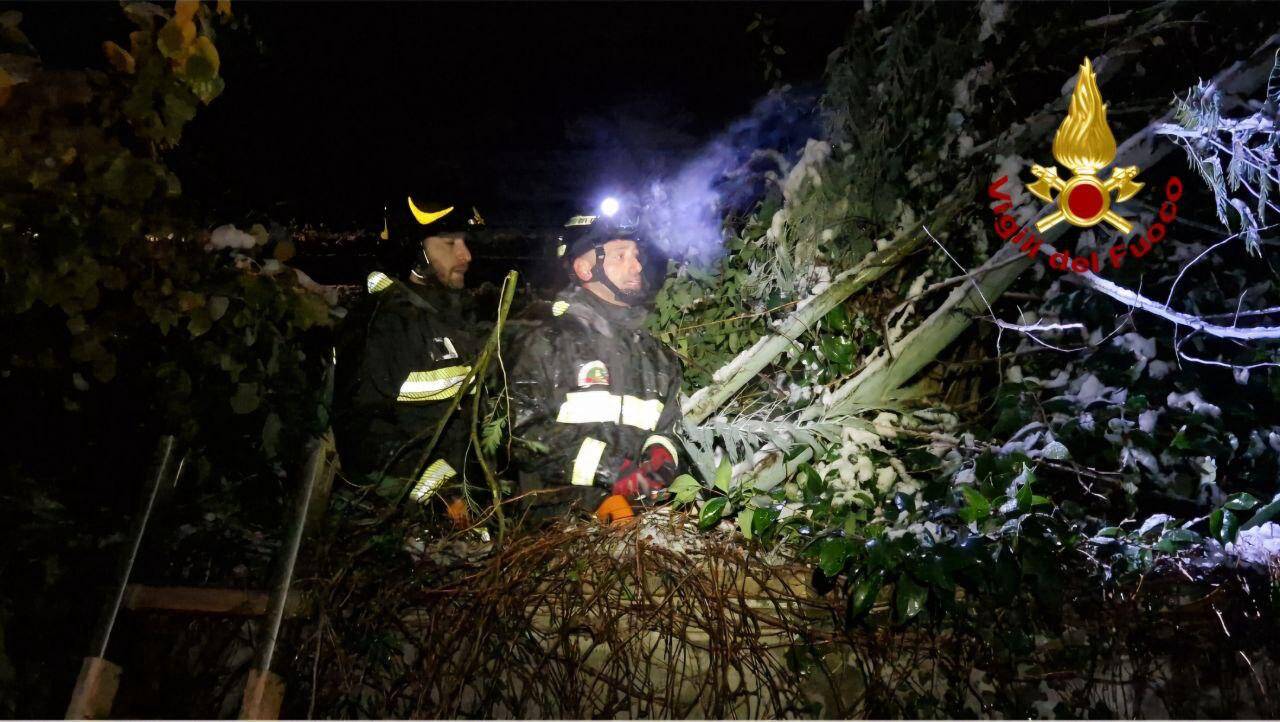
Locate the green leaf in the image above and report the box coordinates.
[1015,482,1033,512]
[230,382,260,414]
[208,295,230,321]
[958,486,990,523]
[800,463,823,499]
[1096,526,1123,538]
[1242,498,1280,531]
[1210,508,1224,540]
[1224,493,1260,511]
[699,497,728,529]
[1222,509,1241,543]
[1161,528,1200,546]
[737,508,754,540]
[818,537,853,577]
[187,308,212,338]
[714,456,732,493]
[846,571,882,623]
[895,575,928,623]
[669,474,701,505]
[261,412,282,458]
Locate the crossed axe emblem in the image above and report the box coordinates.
[1027,164,1144,234]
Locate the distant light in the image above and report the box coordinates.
[600,197,620,217]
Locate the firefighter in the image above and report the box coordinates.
[333,197,488,522]
[508,204,683,522]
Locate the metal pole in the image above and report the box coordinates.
[88,436,179,659]
[251,438,323,675]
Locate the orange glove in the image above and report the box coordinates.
[595,494,634,524]
[446,497,470,529]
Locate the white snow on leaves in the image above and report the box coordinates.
[1166,390,1223,418]
[1227,522,1280,567]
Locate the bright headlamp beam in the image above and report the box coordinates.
[600,197,620,217]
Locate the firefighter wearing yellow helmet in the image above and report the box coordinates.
[333,197,490,526]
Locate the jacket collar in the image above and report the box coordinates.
[557,284,649,337]
[409,272,472,318]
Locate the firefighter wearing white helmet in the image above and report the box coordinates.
[508,200,684,522]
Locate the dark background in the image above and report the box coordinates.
[17,1,858,230]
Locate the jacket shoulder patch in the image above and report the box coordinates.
[577,360,610,387]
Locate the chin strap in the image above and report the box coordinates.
[585,244,644,304]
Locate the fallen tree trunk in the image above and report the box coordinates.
[680,214,955,426]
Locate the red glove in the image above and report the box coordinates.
[612,444,677,499]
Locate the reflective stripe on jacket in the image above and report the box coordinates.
[508,284,683,493]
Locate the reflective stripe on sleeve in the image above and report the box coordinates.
[397,365,472,402]
[621,396,663,431]
[571,438,607,487]
[411,459,456,502]
[367,271,394,294]
[557,390,622,424]
[552,300,570,317]
[642,434,679,465]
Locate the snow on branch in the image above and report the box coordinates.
[1155,51,1280,252]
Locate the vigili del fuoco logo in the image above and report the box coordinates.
[989,57,1183,274]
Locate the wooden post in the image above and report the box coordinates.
[65,657,121,720]
[238,668,285,720]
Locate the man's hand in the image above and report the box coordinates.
[611,444,676,499]
[446,497,470,529]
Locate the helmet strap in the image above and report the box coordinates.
[585,243,643,305]
[411,246,432,282]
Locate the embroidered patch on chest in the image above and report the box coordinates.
[577,360,610,387]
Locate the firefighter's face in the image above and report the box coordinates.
[575,239,644,305]
[423,233,471,289]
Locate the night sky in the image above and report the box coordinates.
[17,2,858,229]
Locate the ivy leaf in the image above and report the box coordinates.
[261,412,282,459]
[818,537,853,577]
[714,456,732,493]
[957,486,990,523]
[1161,528,1200,547]
[1015,482,1033,513]
[669,474,700,505]
[1224,492,1260,511]
[846,571,883,624]
[895,575,928,623]
[737,508,755,540]
[187,308,212,338]
[1221,509,1241,543]
[230,382,260,414]
[1242,498,1280,531]
[699,497,728,529]
[800,462,823,500]
[1209,509,1224,540]
[208,295,230,321]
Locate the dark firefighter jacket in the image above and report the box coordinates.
[508,284,684,511]
[333,270,485,504]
